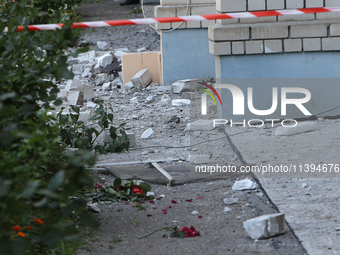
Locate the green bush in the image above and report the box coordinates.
[0,1,115,254]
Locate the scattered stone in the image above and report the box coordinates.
[130,97,138,104]
[146,192,154,197]
[167,116,180,124]
[182,91,195,100]
[114,48,129,60]
[141,128,154,139]
[65,79,82,90]
[95,53,114,70]
[86,101,97,108]
[67,91,84,106]
[97,41,109,51]
[275,121,318,136]
[172,99,190,106]
[70,85,95,100]
[223,198,239,205]
[77,50,96,63]
[190,119,215,131]
[137,47,146,52]
[192,211,199,215]
[95,73,109,86]
[131,69,152,90]
[72,64,84,75]
[243,213,287,240]
[102,82,111,91]
[159,94,171,106]
[79,110,92,122]
[189,155,210,164]
[156,85,172,92]
[145,95,154,104]
[125,81,135,91]
[57,89,67,99]
[232,179,257,191]
[301,183,308,189]
[192,131,202,136]
[224,207,232,213]
[87,203,101,213]
[172,79,202,94]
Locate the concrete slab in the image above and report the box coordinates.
[225,119,340,255]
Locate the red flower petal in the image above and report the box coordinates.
[125,202,129,205]
[186,199,192,202]
[198,215,203,219]
[152,207,157,209]
[197,196,202,199]
[162,211,167,214]
[149,201,155,204]
[171,200,178,204]
[162,209,167,211]
[147,214,152,217]
[156,197,162,200]
[167,206,171,208]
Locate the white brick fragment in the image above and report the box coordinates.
[232,179,257,190]
[141,128,154,139]
[95,73,109,86]
[97,41,109,51]
[243,213,287,240]
[102,82,111,91]
[67,91,84,106]
[131,69,152,90]
[172,99,191,106]
[223,198,239,205]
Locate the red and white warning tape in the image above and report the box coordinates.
[4,7,340,32]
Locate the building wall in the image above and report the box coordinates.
[155,0,216,84]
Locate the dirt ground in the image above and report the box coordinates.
[75,1,307,254]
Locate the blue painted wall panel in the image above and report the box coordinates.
[161,28,215,84]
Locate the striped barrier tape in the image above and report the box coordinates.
[3,7,340,32]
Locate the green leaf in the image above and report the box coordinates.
[53,99,63,106]
[138,182,151,193]
[48,170,65,191]
[113,178,121,188]
[59,115,69,124]
[108,113,113,122]
[21,181,39,199]
[62,70,74,79]
[42,44,54,51]
[79,211,100,228]
[71,105,80,114]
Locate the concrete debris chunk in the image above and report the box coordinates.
[67,91,84,106]
[141,128,153,139]
[243,213,287,240]
[189,119,215,131]
[145,95,154,104]
[79,110,92,122]
[189,155,210,164]
[66,79,82,90]
[146,192,155,197]
[223,198,239,205]
[57,89,67,100]
[156,85,172,92]
[95,53,114,69]
[224,207,232,213]
[97,41,109,51]
[82,67,92,78]
[114,48,129,60]
[77,50,96,63]
[131,69,152,90]
[102,82,111,91]
[172,79,203,94]
[232,179,257,191]
[172,99,190,106]
[95,73,109,86]
[87,203,101,213]
[182,91,195,100]
[72,64,84,75]
[100,130,136,147]
[70,86,95,100]
[125,81,135,91]
[137,47,146,52]
[86,101,97,108]
[192,211,199,215]
[275,121,318,136]
[130,97,138,104]
[159,94,171,106]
